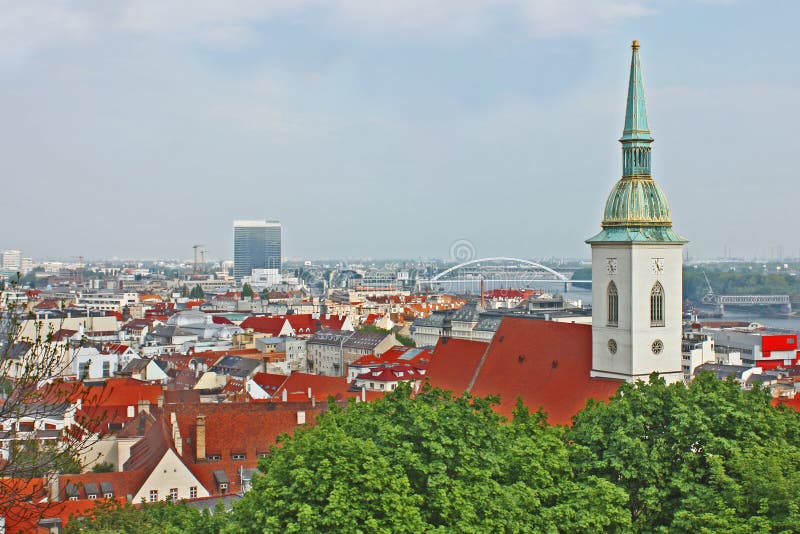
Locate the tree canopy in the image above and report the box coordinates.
[71,375,800,533]
[189,285,205,299]
[241,283,254,299]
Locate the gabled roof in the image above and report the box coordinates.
[239,316,288,336]
[319,314,349,330]
[426,338,490,394]
[250,372,289,395]
[273,372,366,402]
[468,317,621,425]
[357,365,426,382]
[171,403,322,466]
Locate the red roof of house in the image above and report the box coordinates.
[319,314,349,330]
[350,346,433,369]
[251,372,289,395]
[211,315,234,325]
[272,372,377,403]
[102,343,131,355]
[284,314,316,334]
[426,338,490,394]
[468,317,621,425]
[363,313,381,325]
[240,316,288,336]
[357,365,426,382]
[88,378,163,408]
[172,403,320,465]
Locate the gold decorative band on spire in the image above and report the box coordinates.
[632,39,640,49]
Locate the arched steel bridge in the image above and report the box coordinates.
[416,257,589,292]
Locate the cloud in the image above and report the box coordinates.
[0,0,657,62]
[0,0,94,63]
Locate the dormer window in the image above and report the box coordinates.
[231,453,246,461]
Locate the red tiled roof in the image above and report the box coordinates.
[468,317,622,425]
[284,314,316,334]
[58,470,146,502]
[211,315,234,325]
[251,372,289,395]
[171,403,322,466]
[357,365,426,382]
[426,338,490,394]
[319,315,348,330]
[240,316,287,336]
[272,372,365,403]
[363,313,381,325]
[102,343,131,355]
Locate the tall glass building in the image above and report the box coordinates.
[233,220,282,283]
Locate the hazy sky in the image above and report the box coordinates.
[1,0,798,262]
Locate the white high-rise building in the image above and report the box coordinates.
[1,250,21,271]
[586,41,687,384]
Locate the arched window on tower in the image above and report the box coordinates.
[650,282,665,327]
[607,281,618,327]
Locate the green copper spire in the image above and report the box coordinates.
[587,40,686,244]
[621,40,653,144]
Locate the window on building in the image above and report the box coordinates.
[18,421,34,432]
[650,282,665,327]
[169,488,178,502]
[218,483,228,494]
[257,452,269,459]
[607,281,619,326]
[102,360,110,378]
[207,454,221,461]
[87,493,97,500]
[231,453,246,461]
[149,489,158,503]
[103,492,113,498]
[190,486,197,499]
[78,361,90,380]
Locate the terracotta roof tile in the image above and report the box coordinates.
[468,317,621,425]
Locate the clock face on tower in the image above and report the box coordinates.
[651,258,665,274]
[606,258,618,275]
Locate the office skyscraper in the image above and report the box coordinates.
[233,220,282,283]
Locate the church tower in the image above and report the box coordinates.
[586,40,687,383]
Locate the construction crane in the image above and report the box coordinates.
[193,245,204,274]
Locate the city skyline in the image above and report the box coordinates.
[0,1,797,260]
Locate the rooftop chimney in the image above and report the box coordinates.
[196,414,206,461]
[137,400,150,415]
[47,473,59,502]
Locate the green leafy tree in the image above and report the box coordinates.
[65,500,228,534]
[568,373,800,532]
[241,283,254,299]
[91,461,115,473]
[230,385,630,533]
[189,285,205,299]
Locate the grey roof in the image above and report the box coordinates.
[450,302,485,323]
[84,483,99,496]
[473,314,503,333]
[209,355,261,378]
[411,312,449,329]
[240,467,257,481]
[308,330,387,350]
[100,481,113,495]
[213,470,229,484]
[66,483,79,497]
[122,358,149,373]
[694,363,752,380]
[185,493,241,513]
